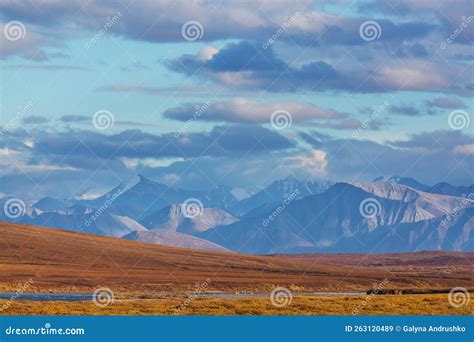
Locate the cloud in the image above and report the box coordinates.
[453,144,474,156]
[389,130,473,151]
[0,1,437,46]
[22,115,49,124]
[359,0,474,42]
[163,98,350,126]
[60,115,90,123]
[168,41,472,95]
[389,104,421,116]
[426,97,467,110]
[59,115,147,127]
[2,125,472,198]
[301,130,474,185]
[136,129,474,189]
[3,125,294,171]
[0,22,51,60]
[394,43,428,58]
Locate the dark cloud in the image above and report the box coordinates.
[2,126,472,198]
[359,0,474,42]
[168,41,341,92]
[426,97,467,110]
[168,41,472,94]
[60,115,90,123]
[163,98,350,126]
[0,1,438,47]
[12,125,294,169]
[298,131,333,148]
[395,43,429,58]
[22,115,49,125]
[302,130,474,185]
[389,104,421,116]
[59,115,147,127]
[139,129,474,189]
[389,130,473,150]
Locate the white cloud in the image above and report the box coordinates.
[453,144,474,155]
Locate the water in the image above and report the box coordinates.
[0,292,93,302]
[0,291,365,302]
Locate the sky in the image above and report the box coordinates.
[0,0,473,201]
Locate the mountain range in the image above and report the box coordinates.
[1,175,472,254]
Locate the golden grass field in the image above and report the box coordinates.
[0,222,473,315]
[1,294,472,315]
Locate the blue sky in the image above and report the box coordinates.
[0,0,472,200]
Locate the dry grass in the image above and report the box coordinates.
[1,223,473,316]
[1,294,472,315]
[1,223,473,293]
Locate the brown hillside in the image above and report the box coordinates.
[0,222,472,292]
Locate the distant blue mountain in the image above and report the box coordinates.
[200,181,473,254]
[1,175,472,253]
[230,175,334,216]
